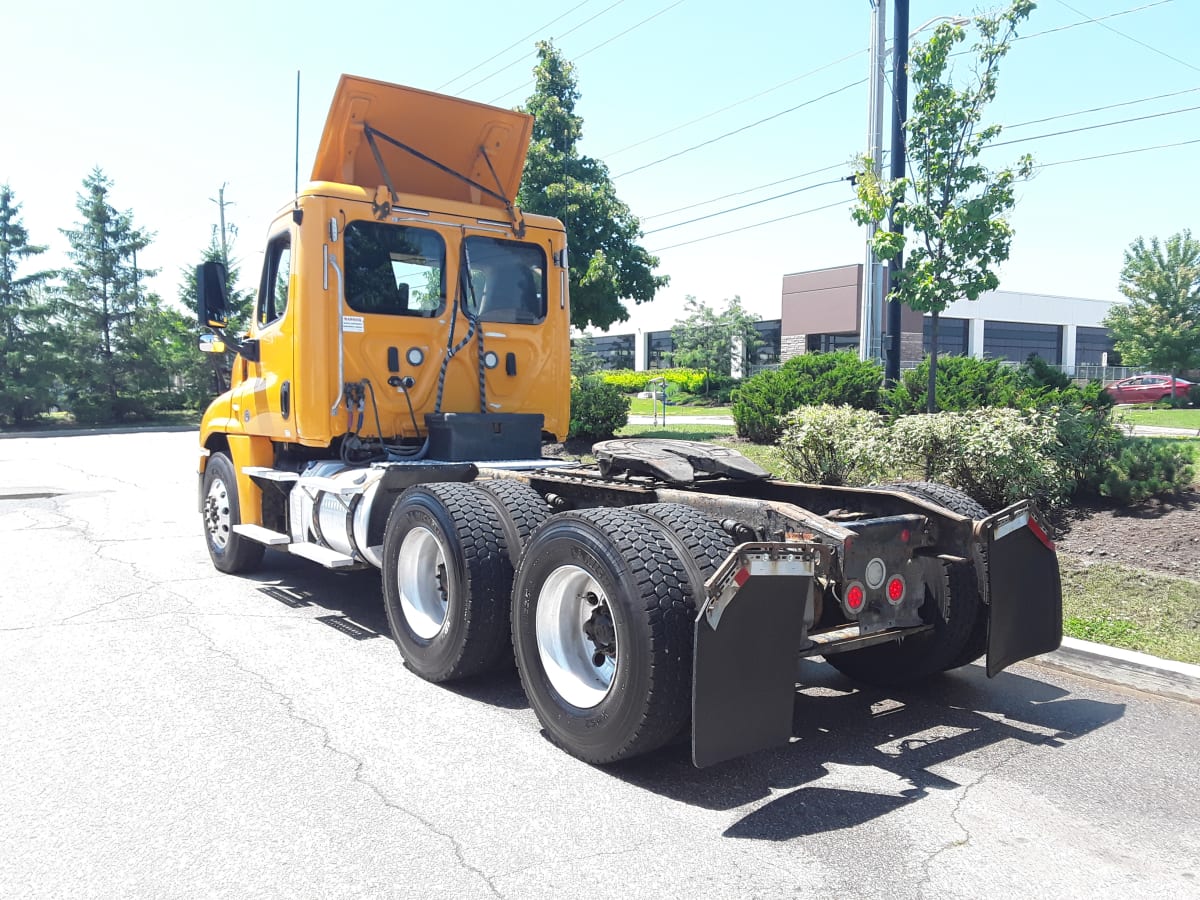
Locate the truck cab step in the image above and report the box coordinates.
[232,524,291,545]
[242,466,300,483]
[287,542,359,568]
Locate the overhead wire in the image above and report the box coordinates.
[989,103,1200,149]
[649,199,853,253]
[486,0,689,105]
[435,0,594,91]
[643,178,845,235]
[1051,0,1197,73]
[641,162,846,221]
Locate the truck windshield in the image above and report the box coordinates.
[464,236,546,325]
[344,221,445,317]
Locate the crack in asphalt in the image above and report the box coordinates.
[182,618,504,899]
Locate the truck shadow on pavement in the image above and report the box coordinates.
[610,659,1125,839]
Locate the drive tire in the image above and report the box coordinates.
[512,508,698,764]
[628,503,734,580]
[825,481,986,686]
[382,482,512,682]
[202,451,265,575]
[477,479,551,568]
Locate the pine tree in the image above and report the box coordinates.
[518,41,667,331]
[59,168,160,422]
[0,185,59,425]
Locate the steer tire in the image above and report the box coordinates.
[382,482,513,682]
[825,481,986,686]
[512,508,699,764]
[201,452,265,575]
[477,479,552,568]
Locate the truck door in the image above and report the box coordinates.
[234,228,296,439]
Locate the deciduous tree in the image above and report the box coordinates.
[671,295,760,395]
[852,1,1035,412]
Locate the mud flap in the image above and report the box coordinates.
[984,504,1063,677]
[692,546,815,768]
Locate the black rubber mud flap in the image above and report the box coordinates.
[984,504,1063,677]
[692,548,814,768]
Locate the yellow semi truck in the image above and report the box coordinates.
[197,74,1062,767]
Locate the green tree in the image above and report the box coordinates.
[0,185,60,425]
[59,167,161,421]
[852,1,1035,412]
[671,295,760,395]
[1105,230,1200,402]
[518,41,667,330]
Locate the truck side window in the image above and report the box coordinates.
[257,234,291,327]
[344,221,445,317]
[465,236,546,325]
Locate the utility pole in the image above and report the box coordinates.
[885,0,910,383]
[209,182,235,268]
[859,0,887,363]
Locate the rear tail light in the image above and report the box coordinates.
[844,581,866,614]
[886,575,906,605]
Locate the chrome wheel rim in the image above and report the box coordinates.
[397,526,450,640]
[204,476,232,550]
[536,565,618,709]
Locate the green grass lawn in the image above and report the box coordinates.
[626,397,732,417]
[1059,554,1200,664]
[1114,407,1200,430]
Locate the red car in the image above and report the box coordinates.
[1103,374,1194,404]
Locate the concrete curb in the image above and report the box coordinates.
[1031,636,1200,704]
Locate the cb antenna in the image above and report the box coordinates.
[293,70,301,221]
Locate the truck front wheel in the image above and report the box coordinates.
[202,451,265,574]
[381,483,512,682]
[511,508,698,764]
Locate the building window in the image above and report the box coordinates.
[923,316,969,356]
[1075,326,1119,366]
[806,333,860,353]
[751,319,781,365]
[646,330,674,369]
[983,321,1062,365]
[576,333,635,370]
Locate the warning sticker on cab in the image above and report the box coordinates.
[342,315,364,333]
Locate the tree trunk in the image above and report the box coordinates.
[927,311,940,414]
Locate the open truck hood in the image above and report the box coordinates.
[311,74,533,211]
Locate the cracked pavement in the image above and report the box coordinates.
[1,431,1198,899]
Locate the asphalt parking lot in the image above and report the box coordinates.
[1,430,1198,899]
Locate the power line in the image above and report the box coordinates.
[1004,85,1200,129]
[615,78,866,179]
[435,1,594,91]
[641,162,847,221]
[487,0,688,105]
[990,103,1200,149]
[643,178,845,235]
[601,47,867,159]
[650,199,853,253]
[1015,0,1177,43]
[1052,0,1197,74]
[1035,136,1200,169]
[455,0,628,97]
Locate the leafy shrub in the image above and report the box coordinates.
[887,407,1067,510]
[885,355,1021,414]
[732,351,884,442]
[1099,439,1195,504]
[777,405,890,485]
[599,368,708,393]
[1189,384,1200,407]
[1050,403,1126,497]
[569,376,630,440]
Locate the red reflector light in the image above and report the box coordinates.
[846,583,865,611]
[733,566,751,587]
[1028,517,1056,551]
[900,529,910,543]
[886,575,906,604]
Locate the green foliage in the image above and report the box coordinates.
[851,1,1035,411]
[0,185,60,425]
[1104,230,1200,385]
[518,42,666,330]
[1099,439,1195,504]
[732,351,884,442]
[1048,403,1126,498]
[569,375,630,440]
[887,407,1065,510]
[885,355,1020,414]
[1190,384,1200,407]
[670,295,760,393]
[569,335,606,377]
[598,367,709,393]
[777,405,890,485]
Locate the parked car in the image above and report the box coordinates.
[1103,374,1194,404]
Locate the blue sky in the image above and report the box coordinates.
[2,0,1197,336]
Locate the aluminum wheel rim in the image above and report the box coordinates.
[397,526,449,640]
[204,476,232,550]
[536,565,618,709]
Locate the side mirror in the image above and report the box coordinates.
[198,333,226,354]
[197,261,229,329]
